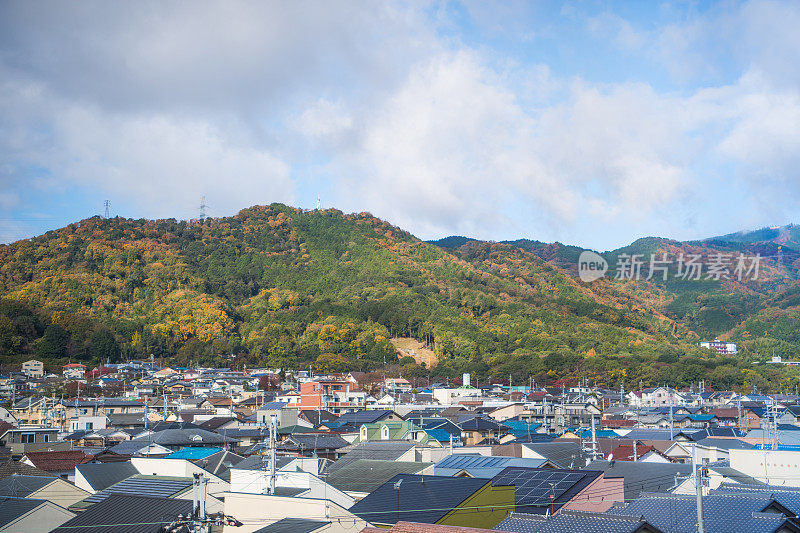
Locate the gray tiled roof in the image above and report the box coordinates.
[608,492,798,533]
[277,433,349,452]
[0,474,53,497]
[75,461,138,492]
[0,496,47,527]
[53,494,192,533]
[324,459,432,493]
[139,428,238,446]
[324,440,415,474]
[494,510,660,533]
[584,460,692,500]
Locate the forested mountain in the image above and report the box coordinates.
[2,204,799,391]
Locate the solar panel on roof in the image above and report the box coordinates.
[492,467,592,514]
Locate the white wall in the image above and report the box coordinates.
[131,457,229,496]
[730,448,800,486]
[222,492,367,533]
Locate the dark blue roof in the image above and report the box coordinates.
[349,474,489,525]
[336,410,395,425]
[459,417,508,431]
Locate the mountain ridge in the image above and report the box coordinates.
[1,204,799,391]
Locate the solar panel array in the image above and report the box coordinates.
[436,454,509,470]
[84,476,192,504]
[492,468,588,509]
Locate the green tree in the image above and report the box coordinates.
[89,329,120,362]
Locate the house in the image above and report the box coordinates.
[434,455,549,477]
[223,490,368,533]
[0,427,64,456]
[200,397,235,416]
[62,363,86,379]
[385,378,412,393]
[355,420,442,446]
[74,461,138,493]
[11,397,48,425]
[21,360,44,379]
[325,459,433,496]
[495,510,663,533]
[709,407,761,429]
[350,474,514,529]
[492,467,623,514]
[0,496,75,533]
[584,460,693,500]
[488,403,525,422]
[299,379,366,414]
[256,401,299,427]
[52,494,192,533]
[335,409,401,428]
[608,491,800,533]
[672,467,764,495]
[459,417,509,446]
[21,451,92,480]
[0,473,90,507]
[277,434,350,460]
[324,440,418,474]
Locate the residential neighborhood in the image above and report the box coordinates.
[2,359,800,532]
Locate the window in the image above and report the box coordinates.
[85,422,93,431]
[21,433,35,444]
[42,434,49,442]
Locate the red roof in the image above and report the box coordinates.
[603,419,636,428]
[23,451,92,472]
[386,521,497,532]
[611,444,654,461]
[63,363,86,368]
[0,420,16,436]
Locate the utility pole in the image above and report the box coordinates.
[737,398,742,433]
[269,414,277,495]
[669,395,674,440]
[693,443,706,533]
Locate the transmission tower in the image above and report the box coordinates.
[199,196,209,221]
[103,200,110,219]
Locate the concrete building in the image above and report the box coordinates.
[21,360,44,379]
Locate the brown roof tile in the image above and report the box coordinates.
[23,451,92,472]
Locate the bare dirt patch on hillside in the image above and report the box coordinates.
[391,337,438,368]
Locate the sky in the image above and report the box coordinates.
[2,1,800,251]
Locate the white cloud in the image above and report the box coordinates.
[3,0,800,248]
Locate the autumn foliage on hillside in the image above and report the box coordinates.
[2,203,800,391]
